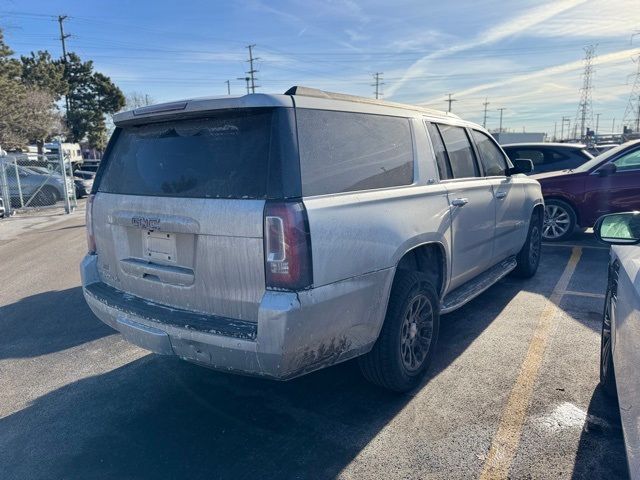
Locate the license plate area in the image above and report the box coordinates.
[143,230,177,263]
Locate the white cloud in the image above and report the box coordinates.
[386,0,589,96]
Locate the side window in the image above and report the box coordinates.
[511,149,544,166]
[425,121,452,180]
[297,110,414,196]
[437,124,479,178]
[471,130,508,176]
[612,149,640,172]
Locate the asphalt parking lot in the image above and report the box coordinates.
[0,211,628,479]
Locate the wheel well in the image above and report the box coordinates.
[543,196,581,226]
[396,243,445,299]
[533,203,544,225]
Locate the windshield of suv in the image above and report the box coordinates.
[98,109,276,199]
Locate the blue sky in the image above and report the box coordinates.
[2,0,640,136]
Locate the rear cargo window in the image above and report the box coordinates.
[297,109,414,196]
[98,109,285,199]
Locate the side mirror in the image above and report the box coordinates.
[596,162,617,177]
[507,158,534,175]
[594,212,640,245]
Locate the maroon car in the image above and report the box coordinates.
[532,140,640,241]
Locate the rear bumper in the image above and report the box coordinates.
[81,254,394,380]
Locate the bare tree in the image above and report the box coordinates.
[124,91,154,110]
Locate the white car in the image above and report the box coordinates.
[596,211,640,478]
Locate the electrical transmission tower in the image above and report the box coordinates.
[246,45,259,94]
[622,34,640,133]
[372,72,384,99]
[574,45,596,141]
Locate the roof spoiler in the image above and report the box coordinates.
[284,85,459,118]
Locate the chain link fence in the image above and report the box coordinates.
[0,145,78,217]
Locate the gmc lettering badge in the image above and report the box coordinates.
[131,216,160,230]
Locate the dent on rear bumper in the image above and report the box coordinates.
[81,254,394,379]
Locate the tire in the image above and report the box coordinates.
[37,186,58,206]
[513,211,542,278]
[359,271,440,392]
[543,199,576,242]
[600,286,617,397]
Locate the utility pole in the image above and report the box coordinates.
[246,44,259,94]
[57,15,71,115]
[561,116,570,141]
[497,107,506,133]
[553,122,557,141]
[225,80,231,95]
[595,113,601,140]
[372,72,384,99]
[612,117,616,134]
[237,77,250,94]
[482,98,490,128]
[445,93,457,113]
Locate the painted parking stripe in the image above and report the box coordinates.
[479,247,582,480]
[558,290,606,299]
[542,242,608,250]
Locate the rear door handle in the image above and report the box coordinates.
[495,191,507,199]
[451,198,469,207]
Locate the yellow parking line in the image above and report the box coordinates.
[559,290,605,299]
[479,247,582,480]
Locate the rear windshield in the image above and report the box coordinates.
[98,108,293,199]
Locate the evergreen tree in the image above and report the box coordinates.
[65,53,125,149]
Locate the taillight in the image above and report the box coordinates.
[86,194,96,254]
[264,201,313,290]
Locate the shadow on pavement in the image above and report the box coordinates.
[0,278,532,480]
[0,244,590,479]
[572,385,629,479]
[0,286,114,360]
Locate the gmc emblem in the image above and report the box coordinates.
[131,216,160,230]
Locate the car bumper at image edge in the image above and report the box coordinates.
[80,254,393,380]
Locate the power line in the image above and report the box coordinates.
[372,72,383,99]
[574,44,596,141]
[246,44,259,94]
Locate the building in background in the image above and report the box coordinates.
[492,132,546,144]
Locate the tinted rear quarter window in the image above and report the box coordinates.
[98,108,298,199]
[297,109,414,196]
[437,124,479,178]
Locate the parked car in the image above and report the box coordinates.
[81,87,543,392]
[73,170,95,198]
[595,211,640,478]
[0,196,5,218]
[533,140,640,241]
[502,142,593,175]
[3,164,70,206]
[593,143,620,155]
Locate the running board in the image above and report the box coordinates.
[441,256,517,314]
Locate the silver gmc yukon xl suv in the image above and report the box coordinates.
[81,87,543,392]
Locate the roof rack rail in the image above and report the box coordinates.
[284,86,459,118]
